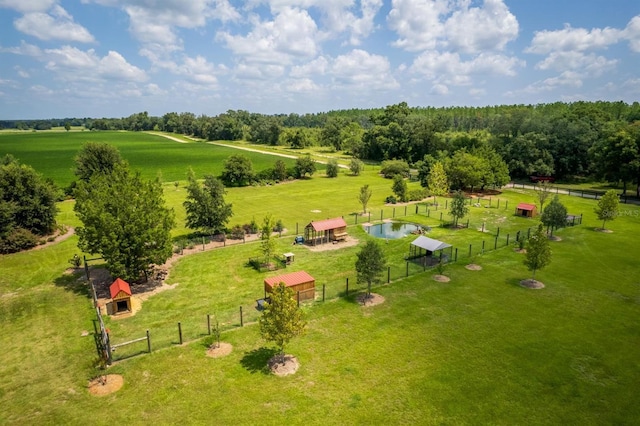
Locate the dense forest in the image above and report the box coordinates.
[2,101,640,193]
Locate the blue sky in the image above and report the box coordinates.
[0,0,639,119]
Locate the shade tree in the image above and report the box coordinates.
[183,169,233,236]
[540,195,568,237]
[355,240,386,297]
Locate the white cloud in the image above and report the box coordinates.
[285,77,320,93]
[329,49,399,90]
[218,7,319,64]
[410,51,524,84]
[510,71,584,96]
[145,83,166,96]
[14,5,95,43]
[430,83,448,95]
[535,51,617,77]
[624,16,640,52]
[388,0,518,53]
[290,56,329,78]
[526,24,622,54]
[0,0,55,13]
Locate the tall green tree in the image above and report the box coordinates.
[446,151,489,191]
[540,195,568,236]
[391,174,408,202]
[260,213,276,266]
[183,169,233,235]
[349,158,364,176]
[594,189,620,230]
[524,224,552,280]
[73,142,126,182]
[448,190,469,227]
[358,184,372,214]
[220,154,254,187]
[259,282,306,362]
[355,240,386,297]
[272,159,288,181]
[74,164,175,283]
[427,161,449,196]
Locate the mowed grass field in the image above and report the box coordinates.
[1,131,640,424]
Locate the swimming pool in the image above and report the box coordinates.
[364,222,425,239]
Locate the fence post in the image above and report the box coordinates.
[497,198,500,209]
[405,206,407,216]
[146,330,151,353]
[445,200,448,209]
[496,227,500,237]
[178,322,183,345]
[482,222,485,233]
[505,200,508,211]
[393,207,395,218]
[440,212,443,224]
[489,197,492,208]
[482,240,485,254]
[355,214,358,224]
[380,210,383,221]
[346,278,349,296]
[207,314,211,335]
[427,209,430,217]
[469,244,472,257]
[387,266,390,283]
[454,248,458,262]
[297,291,300,307]
[506,234,510,246]
[527,227,531,239]
[415,205,418,214]
[406,262,409,277]
[466,219,469,228]
[494,236,498,250]
[240,306,243,327]
[322,284,325,302]
[202,236,205,251]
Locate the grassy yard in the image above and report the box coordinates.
[1,133,639,424]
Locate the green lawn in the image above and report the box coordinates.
[1,133,640,424]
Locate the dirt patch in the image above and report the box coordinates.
[548,236,562,241]
[357,292,385,306]
[268,354,299,376]
[206,342,233,358]
[465,264,482,271]
[514,248,527,254]
[519,279,545,289]
[594,228,613,233]
[304,236,359,252]
[88,374,123,396]
[432,274,450,283]
[31,226,75,251]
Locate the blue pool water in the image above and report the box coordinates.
[365,222,424,239]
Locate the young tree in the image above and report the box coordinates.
[534,181,554,211]
[427,161,449,196]
[524,224,552,280]
[594,189,620,230]
[183,169,233,235]
[260,213,276,266]
[540,195,568,236]
[221,154,254,186]
[73,142,125,182]
[449,190,469,227]
[74,164,175,283]
[358,184,372,214]
[391,174,408,202]
[295,155,316,178]
[348,158,364,176]
[325,159,339,178]
[259,282,306,362]
[272,159,288,181]
[355,240,386,297]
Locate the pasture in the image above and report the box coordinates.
[1,131,639,425]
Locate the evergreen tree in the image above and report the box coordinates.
[540,195,568,236]
[183,169,233,235]
[427,161,449,196]
[391,174,408,202]
[260,213,276,266]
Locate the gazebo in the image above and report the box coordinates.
[264,270,316,302]
[515,203,537,217]
[109,278,132,314]
[409,236,452,266]
[304,217,347,245]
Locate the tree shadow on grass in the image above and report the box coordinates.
[53,272,91,298]
[240,347,278,374]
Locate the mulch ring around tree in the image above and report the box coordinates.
[268,355,299,376]
[465,264,482,271]
[88,374,124,396]
[519,279,545,289]
[356,292,385,306]
[594,228,614,233]
[432,274,450,283]
[548,236,562,241]
[206,342,233,358]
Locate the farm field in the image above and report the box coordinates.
[1,132,639,424]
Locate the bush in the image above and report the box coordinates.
[408,188,428,201]
[385,195,397,204]
[0,228,39,254]
[326,159,339,178]
[273,219,284,232]
[380,160,410,179]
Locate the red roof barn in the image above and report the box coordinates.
[515,203,537,218]
[304,217,347,245]
[264,270,316,302]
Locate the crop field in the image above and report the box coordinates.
[1,131,639,425]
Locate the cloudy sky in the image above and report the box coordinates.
[1,0,639,119]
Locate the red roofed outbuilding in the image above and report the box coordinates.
[304,217,347,245]
[515,203,537,218]
[264,270,315,302]
[109,278,132,314]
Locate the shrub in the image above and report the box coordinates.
[408,188,428,201]
[273,219,284,233]
[385,195,397,204]
[0,228,39,254]
[380,160,410,179]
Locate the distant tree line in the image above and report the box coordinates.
[3,101,640,193]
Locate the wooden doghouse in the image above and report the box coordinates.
[109,278,132,314]
[264,270,315,302]
[515,202,537,217]
[304,217,348,245]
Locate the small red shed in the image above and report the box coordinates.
[516,202,537,218]
[109,278,132,314]
[304,217,348,245]
[264,270,316,302]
